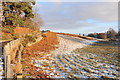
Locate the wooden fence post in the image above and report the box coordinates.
[3,39,23,79]
[7,54,12,78]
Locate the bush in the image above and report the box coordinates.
[22,35,36,47]
[25,35,36,42]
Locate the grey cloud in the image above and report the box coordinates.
[38,2,117,22]
[37,0,119,2]
[35,2,118,32]
[42,21,95,30]
[67,2,118,22]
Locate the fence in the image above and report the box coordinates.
[4,38,23,78]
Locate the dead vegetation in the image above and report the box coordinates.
[22,32,59,78]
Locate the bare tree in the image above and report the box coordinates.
[97,33,107,39]
[107,28,117,40]
[33,5,43,30]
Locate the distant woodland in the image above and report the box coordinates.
[87,28,120,41]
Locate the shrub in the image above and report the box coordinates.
[25,35,36,42]
[21,35,36,47]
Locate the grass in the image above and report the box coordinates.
[83,67,91,73]
[1,26,21,40]
[101,76,109,79]
[78,41,119,65]
[1,26,14,34]
[58,54,71,67]
[55,41,119,78]
[112,73,119,77]
[1,32,13,40]
[22,39,119,78]
[58,54,80,73]
[22,34,36,47]
[25,35,36,42]
[42,61,49,67]
[68,54,80,63]
[52,55,65,71]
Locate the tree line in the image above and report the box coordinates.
[1,1,43,30]
[87,28,120,41]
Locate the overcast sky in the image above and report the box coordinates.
[34,1,118,34]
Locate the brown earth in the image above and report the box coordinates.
[22,31,59,78]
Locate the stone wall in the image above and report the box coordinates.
[4,39,23,78]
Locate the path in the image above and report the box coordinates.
[51,34,97,54]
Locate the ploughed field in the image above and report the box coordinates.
[32,36,119,79]
[34,46,119,78]
[22,33,119,79]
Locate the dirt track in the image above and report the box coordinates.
[57,34,96,45]
[51,34,97,54]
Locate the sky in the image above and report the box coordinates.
[33,0,118,34]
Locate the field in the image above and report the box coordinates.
[22,33,119,79]
[28,40,119,79]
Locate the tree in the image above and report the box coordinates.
[88,33,98,38]
[32,5,43,30]
[2,1,36,27]
[97,33,107,39]
[117,30,120,40]
[23,5,43,30]
[107,28,117,40]
[88,33,95,37]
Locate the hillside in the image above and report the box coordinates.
[22,31,59,78]
[1,27,40,40]
[21,32,119,79]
